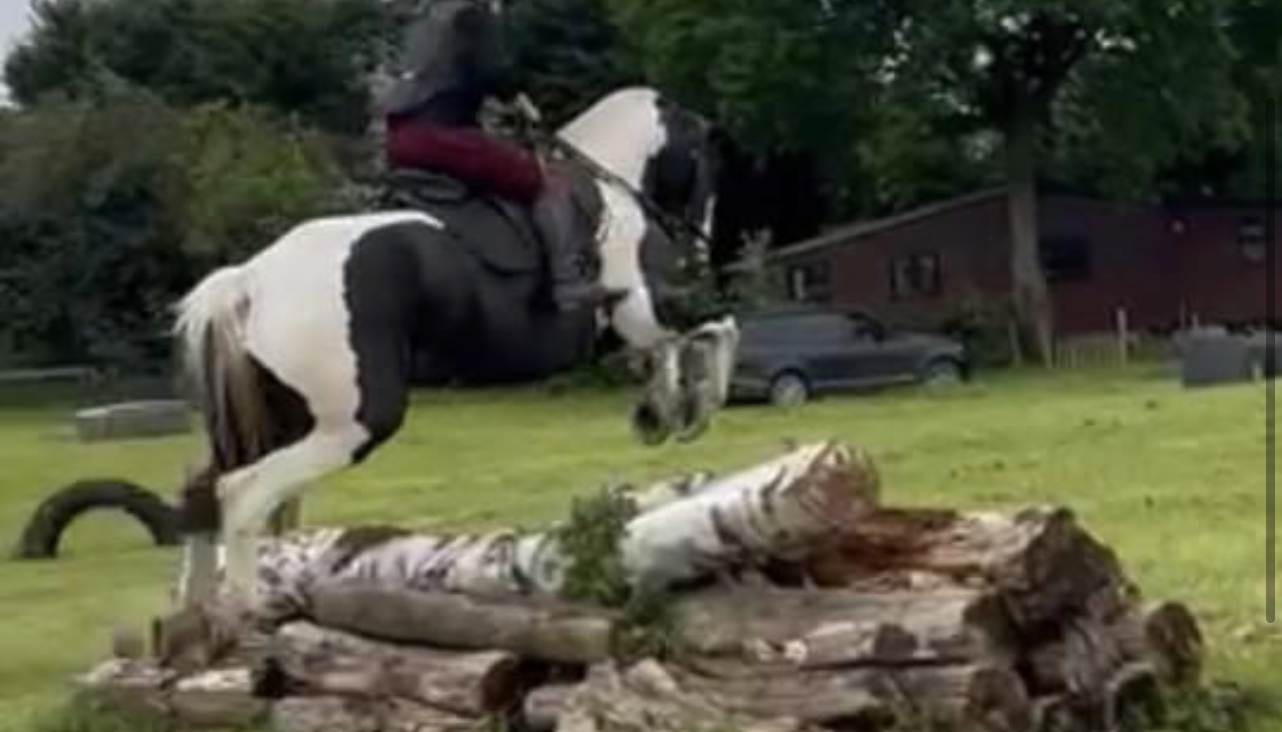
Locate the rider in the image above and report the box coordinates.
[379,0,604,311]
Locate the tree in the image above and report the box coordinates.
[506,0,642,128]
[0,86,347,364]
[885,0,1244,362]
[5,0,387,135]
[602,0,906,267]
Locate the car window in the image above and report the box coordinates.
[846,314,880,341]
[744,313,873,345]
[802,315,852,343]
[743,315,835,345]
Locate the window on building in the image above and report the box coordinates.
[1040,236,1091,283]
[788,262,831,303]
[1238,216,1266,264]
[890,252,942,299]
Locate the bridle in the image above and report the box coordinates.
[516,110,717,252]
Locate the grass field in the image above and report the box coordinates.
[0,367,1279,730]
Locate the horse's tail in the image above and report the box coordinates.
[173,265,270,534]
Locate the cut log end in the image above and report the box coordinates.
[960,666,1036,732]
[1143,601,1204,684]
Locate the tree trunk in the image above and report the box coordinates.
[555,661,816,732]
[305,581,618,664]
[75,659,175,722]
[1029,599,1203,697]
[271,696,481,732]
[669,586,1014,669]
[1116,600,1204,685]
[523,683,577,732]
[670,662,1032,731]
[268,622,524,715]
[251,441,879,622]
[169,668,268,729]
[1004,108,1054,365]
[621,441,879,590]
[75,659,268,730]
[805,506,1133,635]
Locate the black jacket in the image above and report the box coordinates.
[380,0,521,126]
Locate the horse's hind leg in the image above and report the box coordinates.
[217,421,369,603]
[218,346,410,605]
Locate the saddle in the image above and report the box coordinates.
[379,164,603,280]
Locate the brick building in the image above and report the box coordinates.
[763,187,1280,336]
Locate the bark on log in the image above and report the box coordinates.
[555,661,816,732]
[74,659,174,722]
[269,622,523,715]
[169,667,268,729]
[806,506,1134,633]
[524,683,576,732]
[1105,662,1164,731]
[621,441,879,590]
[74,660,267,730]
[1115,601,1204,684]
[671,662,1032,732]
[671,586,1015,668]
[251,441,878,623]
[1027,614,1129,696]
[1029,598,1202,697]
[306,581,617,664]
[271,696,481,732]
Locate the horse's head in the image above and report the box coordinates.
[558,87,739,446]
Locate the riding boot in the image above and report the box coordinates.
[531,181,608,311]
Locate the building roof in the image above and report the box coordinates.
[765,186,1007,262]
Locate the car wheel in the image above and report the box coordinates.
[768,372,810,407]
[921,358,964,387]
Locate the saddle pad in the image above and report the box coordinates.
[385,184,542,275]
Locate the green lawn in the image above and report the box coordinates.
[0,368,1279,729]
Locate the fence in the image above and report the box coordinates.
[1052,308,1174,369]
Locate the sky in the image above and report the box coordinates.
[0,0,33,103]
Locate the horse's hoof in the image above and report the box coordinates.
[674,391,712,444]
[632,402,671,446]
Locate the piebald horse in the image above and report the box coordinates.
[172,87,740,611]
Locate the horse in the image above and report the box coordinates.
[170,87,741,614]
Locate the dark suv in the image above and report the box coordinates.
[730,306,969,406]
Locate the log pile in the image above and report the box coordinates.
[76,441,1204,732]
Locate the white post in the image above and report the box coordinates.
[1116,307,1130,367]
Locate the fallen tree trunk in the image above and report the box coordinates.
[305,582,618,665]
[271,696,481,732]
[1028,598,1202,699]
[168,668,267,729]
[250,441,878,623]
[805,506,1134,634]
[620,441,879,590]
[523,683,576,732]
[75,659,174,722]
[555,661,816,732]
[75,660,267,729]
[1116,601,1204,684]
[269,622,523,715]
[670,586,1015,668]
[672,662,1032,731]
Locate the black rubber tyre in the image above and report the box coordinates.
[13,479,181,560]
[768,371,811,408]
[921,358,965,387]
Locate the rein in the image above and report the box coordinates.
[523,122,716,251]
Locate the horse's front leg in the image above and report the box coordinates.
[672,316,741,443]
[631,337,683,445]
